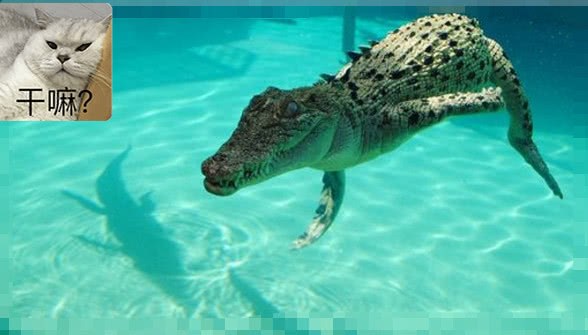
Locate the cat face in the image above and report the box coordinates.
[22,10,111,88]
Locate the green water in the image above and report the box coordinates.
[4,9,587,334]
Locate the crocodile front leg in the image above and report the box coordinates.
[291,170,345,249]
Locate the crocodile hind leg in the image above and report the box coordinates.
[485,37,563,198]
[291,170,345,250]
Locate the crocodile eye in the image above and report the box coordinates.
[46,41,57,49]
[284,101,299,117]
[76,43,92,52]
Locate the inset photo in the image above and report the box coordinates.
[0,3,112,121]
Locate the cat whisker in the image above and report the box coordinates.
[88,70,112,89]
[87,76,111,90]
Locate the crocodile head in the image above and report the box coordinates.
[202,85,341,196]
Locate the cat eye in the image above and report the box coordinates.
[76,43,92,52]
[46,41,57,50]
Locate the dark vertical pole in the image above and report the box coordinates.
[342,6,356,59]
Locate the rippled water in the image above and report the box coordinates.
[8,15,585,322]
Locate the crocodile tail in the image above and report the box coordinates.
[485,37,562,198]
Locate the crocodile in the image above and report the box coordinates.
[201,13,563,249]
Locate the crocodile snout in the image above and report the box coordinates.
[201,152,239,196]
[201,153,230,179]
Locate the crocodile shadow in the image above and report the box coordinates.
[228,267,279,317]
[62,146,200,316]
[62,146,282,318]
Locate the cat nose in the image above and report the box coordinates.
[57,55,70,64]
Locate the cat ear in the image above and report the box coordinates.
[100,15,112,30]
[35,8,55,28]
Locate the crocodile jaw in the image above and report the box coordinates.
[203,178,237,196]
[202,121,337,196]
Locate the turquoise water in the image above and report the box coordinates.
[6,8,588,332]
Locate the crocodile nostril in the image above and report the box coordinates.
[201,159,210,176]
[201,157,218,177]
[202,153,233,178]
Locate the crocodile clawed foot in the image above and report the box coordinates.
[290,170,345,250]
[291,205,332,250]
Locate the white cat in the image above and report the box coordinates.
[0,9,111,121]
[0,9,39,74]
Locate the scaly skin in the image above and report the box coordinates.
[202,13,563,249]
